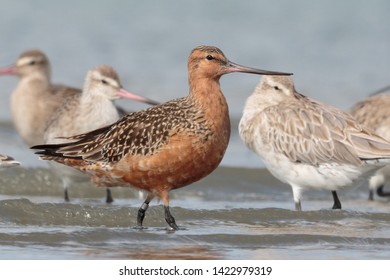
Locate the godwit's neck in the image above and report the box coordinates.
[21,71,50,83]
[18,72,50,93]
[189,77,225,106]
[79,92,119,127]
[189,76,230,133]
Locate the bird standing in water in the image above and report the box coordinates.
[350,91,390,200]
[32,46,291,230]
[44,65,159,203]
[239,75,390,211]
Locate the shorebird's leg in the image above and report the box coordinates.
[161,191,179,230]
[137,193,155,228]
[377,185,390,197]
[294,201,302,211]
[291,185,302,211]
[106,188,114,204]
[62,177,71,202]
[64,189,70,202]
[331,191,342,209]
[368,190,374,201]
[164,205,179,230]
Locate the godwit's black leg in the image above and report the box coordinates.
[137,194,154,228]
[368,189,374,201]
[64,189,70,202]
[106,188,114,204]
[294,201,302,211]
[331,191,342,209]
[164,205,179,230]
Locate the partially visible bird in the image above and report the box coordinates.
[350,90,390,200]
[0,154,20,170]
[44,65,159,203]
[0,50,80,146]
[32,45,292,229]
[239,75,390,211]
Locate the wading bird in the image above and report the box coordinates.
[32,46,291,229]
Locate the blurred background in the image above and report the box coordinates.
[1,1,390,260]
[1,0,389,167]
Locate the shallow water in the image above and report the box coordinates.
[1,0,390,260]
[1,165,390,260]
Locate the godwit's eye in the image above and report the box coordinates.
[29,60,36,65]
[101,79,108,85]
[274,86,280,90]
[206,55,214,61]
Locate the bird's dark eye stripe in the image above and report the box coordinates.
[102,79,108,85]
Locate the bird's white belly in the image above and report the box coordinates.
[260,150,374,191]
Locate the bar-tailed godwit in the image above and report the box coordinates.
[44,65,159,203]
[239,75,390,210]
[0,50,130,147]
[0,50,80,146]
[351,91,390,200]
[32,45,292,229]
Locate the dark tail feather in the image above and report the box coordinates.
[31,143,77,158]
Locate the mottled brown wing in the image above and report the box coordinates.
[56,98,207,163]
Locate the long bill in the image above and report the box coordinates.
[0,65,16,75]
[226,61,293,76]
[117,88,160,106]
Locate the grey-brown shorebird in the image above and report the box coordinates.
[44,65,159,203]
[0,50,130,147]
[239,75,390,211]
[0,50,80,146]
[350,90,390,200]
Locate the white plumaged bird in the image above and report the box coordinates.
[239,75,390,210]
[44,65,158,203]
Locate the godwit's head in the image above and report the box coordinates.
[0,49,51,79]
[256,75,296,97]
[244,75,298,114]
[254,75,298,104]
[83,65,159,105]
[188,45,292,81]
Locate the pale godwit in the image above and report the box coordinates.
[44,65,159,203]
[0,154,20,170]
[0,50,81,146]
[0,50,130,147]
[32,45,292,229]
[350,91,390,200]
[239,75,390,211]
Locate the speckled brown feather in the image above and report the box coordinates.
[55,96,212,161]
